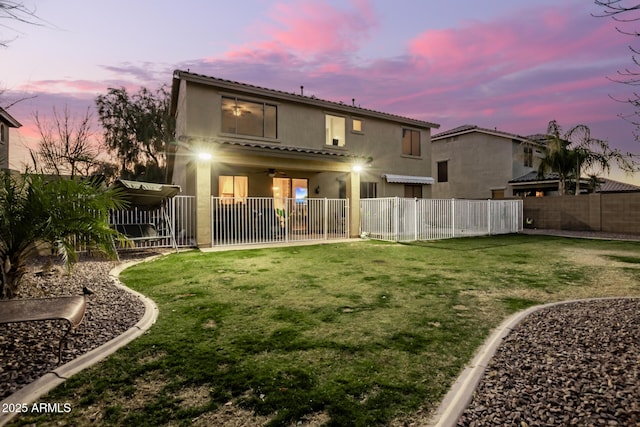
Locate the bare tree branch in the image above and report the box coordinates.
[0,1,43,47]
[30,106,103,178]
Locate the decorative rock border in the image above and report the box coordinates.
[0,256,161,427]
[428,297,640,427]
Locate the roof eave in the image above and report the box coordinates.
[172,70,440,129]
[0,107,22,128]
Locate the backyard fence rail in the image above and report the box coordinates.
[106,196,521,250]
[212,197,349,246]
[359,198,522,242]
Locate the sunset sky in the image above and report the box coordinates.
[3,0,640,183]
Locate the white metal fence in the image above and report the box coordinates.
[359,198,522,242]
[109,196,521,249]
[211,197,349,246]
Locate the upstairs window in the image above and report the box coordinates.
[402,129,420,156]
[524,146,533,167]
[437,161,448,183]
[352,118,363,133]
[326,115,346,146]
[221,96,277,138]
[0,123,5,144]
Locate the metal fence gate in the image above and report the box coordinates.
[359,198,522,242]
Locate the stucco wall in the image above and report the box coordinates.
[432,134,513,199]
[176,79,434,199]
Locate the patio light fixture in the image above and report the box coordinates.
[352,164,363,172]
[198,151,212,161]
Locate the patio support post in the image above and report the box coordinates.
[346,171,361,238]
[194,159,212,247]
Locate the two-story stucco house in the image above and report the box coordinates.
[431,125,545,199]
[0,107,22,170]
[167,70,439,247]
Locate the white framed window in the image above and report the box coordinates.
[352,118,363,133]
[219,175,248,203]
[325,115,346,146]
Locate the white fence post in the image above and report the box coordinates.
[414,198,418,242]
[323,198,328,241]
[393,197,399,242]
[487,199,492,235]
[451,198,456,238]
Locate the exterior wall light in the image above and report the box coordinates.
[198,152,212,161]
[352,164,363,172]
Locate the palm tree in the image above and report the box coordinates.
[538,120,637,195]
[0,171,128,299]
[538,120,577,195]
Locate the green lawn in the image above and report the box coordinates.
[11,235,640,426]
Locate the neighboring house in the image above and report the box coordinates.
[431,125,544,199]
[167,70,440,247]
[508,171,565,197]
[508,170,640,196]
[0,107,22,170]
[595,178,640,193]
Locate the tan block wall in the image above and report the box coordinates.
[523,193,640,234]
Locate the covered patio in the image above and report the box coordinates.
[168,138,368,247]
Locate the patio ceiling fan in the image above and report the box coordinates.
[265,168,287,178]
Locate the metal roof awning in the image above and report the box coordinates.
[110,179,181,209]
[382,174,435,185]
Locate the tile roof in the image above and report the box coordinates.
[509,171,559,183]
[172,70,440,129]
[597,178,640,193]
[509,172,640,193]
[432,124,535,142]
[213,139,360,159]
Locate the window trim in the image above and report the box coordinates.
[437,160,448,183]
[218,175,248,203]
[325,113,346,147]
[402,128,421,157]
[523,145,533,167]
[351,118,364,134]
[404,184,423,198]
[220,95,278,139]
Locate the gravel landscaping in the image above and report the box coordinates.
[0,252,154,400]
[458,298,640,426]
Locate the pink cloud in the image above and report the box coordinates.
[408,5,625,81]
[18,80,109,94]
[225,0,377,62]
